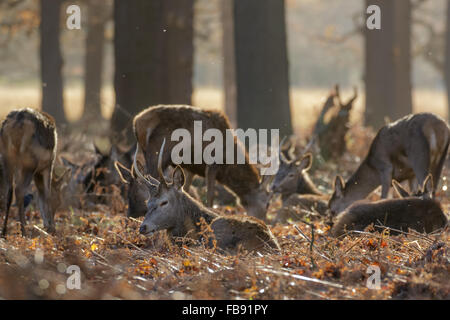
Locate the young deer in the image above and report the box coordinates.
[328,113,450,215]
[331,174,448,237]
[133,105,272,220]
[272,141,328,222]
[133,139,280,254]
[0,108,69,236]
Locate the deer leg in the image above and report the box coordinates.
[379,164,393,199]
[205,166,218,207]
[407,134,431,190]
[431,143,449,194]
[15,170,33,236]
[1,160,13,237]
[34,170,55,233]
[1,185,13,238]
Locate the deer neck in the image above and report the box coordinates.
[344,160,380,202]
[296,173,322,196]
[220,163,260,198]
[172,195,218,238]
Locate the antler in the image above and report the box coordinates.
[335,84,343,107]
[346,86,358,106]
[279,136,289,163]
[133,143,160,188]
[157,138,168,184]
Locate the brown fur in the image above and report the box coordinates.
[331,198,447,237]
[133,105,270,219]
[114,161,201,218]
[329,113,450,215]
[277,193,329,223]
[137,161,280,254]
[272,152,322,200]
[331,175,448,237]
[0,108,61,235]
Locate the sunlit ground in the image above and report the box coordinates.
[0,85,447,134]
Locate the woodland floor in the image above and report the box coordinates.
[0,123,448,300]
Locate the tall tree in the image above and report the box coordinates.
[82,0,109,121]
[365,0,412,129]
[222,0,292,138]
[111,0,194,139]
[40,0,65,124]
[445,0,450,122]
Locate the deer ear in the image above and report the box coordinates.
[172,166,185,190]
[334,175,345,198]
[422,174,434,198]
[114,161,133,184]
[60,156,77,169]
[53,167,72,187]
[295,153,312,172]
[392,180,410,198]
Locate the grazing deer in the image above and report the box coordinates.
[133,105,272,220]
[328,113,450,215]
[0,108,69,236]
[331,175,448,237]
[134,139,280,254]
[272,146,322,199]
[272,139,329,222]
[83,142,136,193]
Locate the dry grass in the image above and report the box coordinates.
[0,87,448,300]
[0,161,448,299]
[0,86,447,134]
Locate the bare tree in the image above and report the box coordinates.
[40,0,65,124]
[222,0,292,137]
[365,0,412,129]
[111,0,194,141]
[82,0,110,121]
[445,0,450,122]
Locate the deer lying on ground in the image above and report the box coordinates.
[133,139,280,254]
[0,108,70,236]
[331,174,448,237]
[271,139,329,222]
[328,113,450,216]
[133,105,272,220]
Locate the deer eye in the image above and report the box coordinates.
[160,201,168,207]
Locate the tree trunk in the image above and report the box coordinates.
[163,0,194,105]
[111,0,194,140]
[364,0,412,130]
[445,0,450,122]
[222,0,292,138]
[40,0,65,124]
[82,0,108,121]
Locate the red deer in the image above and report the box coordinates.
[272,151,321,199]
[133,139,280,254]
[328,113,450,215]
[0,108,69,236]
[114,161,200,218]
[272,139,328,222]
[133,105,272,220]
[331,175,448,237]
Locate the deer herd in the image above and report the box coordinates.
[0,96,448,254]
